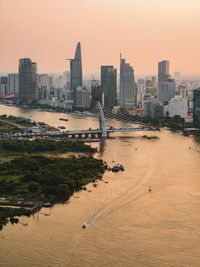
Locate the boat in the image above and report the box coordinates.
[111,166,120,172]
[82,223,86,229]
[58,126,66,129]
[43,202,53,208]
[59,118,68,121]
[149,186,152,192]
[111,164,125,172]
[81,186,87,191]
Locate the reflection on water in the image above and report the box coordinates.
[99,138,106,157]
[0,104,200,267]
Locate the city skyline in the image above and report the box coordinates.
[1,0,200,77]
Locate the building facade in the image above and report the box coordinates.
[0,77,8,96]
[19,58,37,104]
[70,42,83,107]
[75,86,91,110]
[158,60,170,82]
[101,65,117,109]
[157,80,176,103]
[144,97,163,119]
[91,85,103,107]
[8,73,19,96]
[193,88,200,127]
[168,96,188,119]
[120,56,136,110]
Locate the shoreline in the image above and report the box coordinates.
[0,138,107,231]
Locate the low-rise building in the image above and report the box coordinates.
[38,98,73,111]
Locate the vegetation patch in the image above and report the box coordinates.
[0,152,105,230]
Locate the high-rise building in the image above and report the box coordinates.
[70,42,83,107]
[37,85,47,101]
[19,58,37,104]
[37,74,50,88]
[151,76,157,88]
[193,88,200,127]
[158,60,170,82]
[91,84,103,107]
[8,73,19,96]
[157,60,175,104]
[0,77,8,96]
[37,74,50,99]
[137,79,145,105]
[75,86,91,110]
[157,80,176,103]
[174,71,181,92]
[120,56,136,109]
[144,97,163,119]
[101,65,117,109]
[63,71,71,90]
[53,75,64,89]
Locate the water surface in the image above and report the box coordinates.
[0,104,200,267]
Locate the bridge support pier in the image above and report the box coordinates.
[91,133,96,139]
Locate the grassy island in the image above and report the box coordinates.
[0,139,106,230]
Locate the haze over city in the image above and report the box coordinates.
[1,1,200,267]
[1,0,200,77]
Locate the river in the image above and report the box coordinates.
[0,104,200,267]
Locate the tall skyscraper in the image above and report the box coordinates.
[193,88,200,127]
[70,42,83,107]
[0,77,8,96]
[157,60,175,103]
[19,58,37,104]
[101,66,117,109]
[158,60,170,82]
[120,55,136,109]
[8,73,19,96]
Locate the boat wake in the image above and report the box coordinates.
[82,170,151,228]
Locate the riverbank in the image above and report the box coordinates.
[0,139,106,230]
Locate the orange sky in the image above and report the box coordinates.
[0,0,200,77]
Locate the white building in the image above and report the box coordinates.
[168,96,188,119]
[38,98,73,110]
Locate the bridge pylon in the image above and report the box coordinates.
[96,101,107,138]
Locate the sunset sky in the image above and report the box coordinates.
[1,0,200,77]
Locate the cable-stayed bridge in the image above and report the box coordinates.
[5,102,160,140]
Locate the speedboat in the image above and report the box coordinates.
[149,186,152,192]
[118,164,125,171]
[82,223,86,229]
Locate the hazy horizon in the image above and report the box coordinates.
[1,0,200,76]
